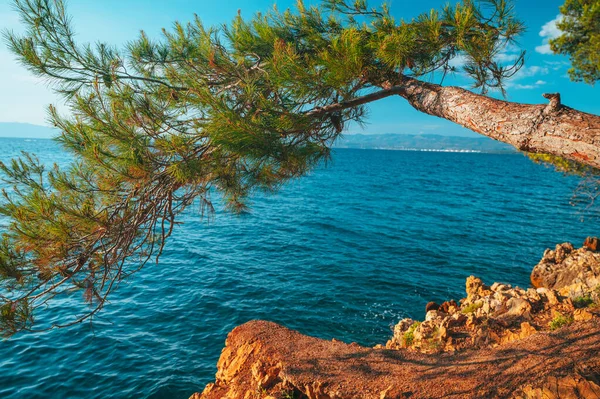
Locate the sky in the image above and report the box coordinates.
[0,0,598,137]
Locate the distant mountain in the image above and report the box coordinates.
[0,124,516,153]
[334,133,515,153]
[0,123,58,139]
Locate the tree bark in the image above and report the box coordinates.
[391,76,600,169]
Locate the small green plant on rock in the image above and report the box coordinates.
[573,295,595,308]
[549,314,574,330]
[461,302,483,314]
[403,322,421,347]
[280,389,298,399]
[424,338,443,352]
[255,385,268,398]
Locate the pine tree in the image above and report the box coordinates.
[550,0,600,84]
[1,0,599,336]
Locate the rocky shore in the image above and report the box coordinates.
[190,239,600,399]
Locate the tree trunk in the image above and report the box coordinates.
[388,77,600,169]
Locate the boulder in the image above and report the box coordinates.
[439,300,459,313]
[503,297,532,320]
[388,242,600,355]
[425,301,440,313]
[530,242,600,292]
[465,276,491,302]
[583,236,599,252]
[574,309,594,322]
[515,371,600,399]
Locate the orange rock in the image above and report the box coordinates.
[465,314,477,330]
[191,321,600,399]
[574,308,594,321]
[517,373,600,399]
[583,236,599,252]
[530,242,600,291]
[520,322,537,338]
[439,300,459,313]
[500,322,538,345]
[530,273,544,289]
[216,340,261,383]
[465,276,492,300]
[425,301,440,313]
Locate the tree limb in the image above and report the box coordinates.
[387,76,600,170]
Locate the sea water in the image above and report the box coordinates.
[0,138,592,398]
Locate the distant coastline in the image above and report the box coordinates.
[0,122,58,139]
[0,123,516,153]
[344,147,485,153]
[334,133,516,153]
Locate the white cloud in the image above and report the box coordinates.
[496,51,520,63]
[510,84,536,90]
[448,54,468,69]
[518,65,550,78]
[507,80,547,90]
[494,43,523,64]
[449,51,550,92]
[543,60,570,71]
[451,43,523,67]
[535,44,553,55]
[447,43,523,72]
[536,16,563,55]
[504,67,549,90]
[540,17,562,39]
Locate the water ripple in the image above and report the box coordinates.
[0,140,591,398]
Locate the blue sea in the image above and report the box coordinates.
[0,138,593,398]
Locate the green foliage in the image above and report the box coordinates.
[423,337,443,351]
[572,294,595,308]
[461,301,483,314]
[550,0,600,84]
[403,321,421,346]
[255,385,269,398]
[527,153,600,219]
[526,153,596,176]
[549,313,574,330]
[280,389,299,399]
[0,0,525,336]
[0,299,33,337]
